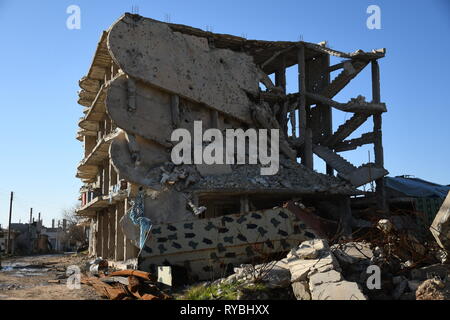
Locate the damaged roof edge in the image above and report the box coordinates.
[78,13,385,94]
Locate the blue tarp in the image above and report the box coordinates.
[385,176,450,198]
[128,191,152,249]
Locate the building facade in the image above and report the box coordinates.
[75,14,387,279]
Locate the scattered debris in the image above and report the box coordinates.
[81,269,171,300]
[416,278,449,300]
[88,258,108,275]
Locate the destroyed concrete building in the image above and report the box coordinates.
[5,220,71,254]
[75,14,388,280]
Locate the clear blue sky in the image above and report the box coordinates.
[0,0,449,227]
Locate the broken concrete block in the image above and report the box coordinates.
[311,280,367,300]
[430,191,450,251]
[157,266,172,286]
[288,247,319,260]
[288,239,340,282]
[331,242,373,265]
[287,238,329,260]
[347,166,388,187]
[288,259,316,282]
[233,260,291,288]
[309,270,343,288]
[261,265,291,289]
[292,281,311,300]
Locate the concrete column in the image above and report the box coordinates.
[298,44,313,169]
[115,200,125,261]
[339,197,352,238]
[103,160,110,196]
[96,212,102,257]
[321,54,333,176]
[371,60,387,212]
[110,160,117,187]
[108,206,115,259]
[84,136,96,157]
[88,219,94,256]
[275,55,288,135]
[101,210,108,258]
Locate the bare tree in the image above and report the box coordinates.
[61,205,87,246]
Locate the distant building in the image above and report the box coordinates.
[0,228,20,254]
[41,227,68,252]
[3,219,75,255]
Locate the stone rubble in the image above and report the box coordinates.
[287,239,367,300]
[185,233,450,300]
[183,195,450,301]
[212,239,368,300]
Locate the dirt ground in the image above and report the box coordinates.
[0,253,103,300]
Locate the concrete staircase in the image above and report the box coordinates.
[313,144,388,187]
[321,61,368,99]
[323,113,370,147]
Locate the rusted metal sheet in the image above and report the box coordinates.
[284,201,337,239]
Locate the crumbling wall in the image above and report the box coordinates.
[139,206,318,280]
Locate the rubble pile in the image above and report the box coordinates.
[202,225,450,300]
[142,158,357,195]
[208,239,367,300]
[416,278,450,300]
[288,239,367,300]
[81,260,172,300]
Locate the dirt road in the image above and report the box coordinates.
[0,253,103,300]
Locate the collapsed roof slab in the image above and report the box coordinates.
[120,157,360,196]
[106,74,174,147]
[78,13,385,109]
[107,14,261,124]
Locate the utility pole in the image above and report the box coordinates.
[6,192,13,254]
[29,208,33,236]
